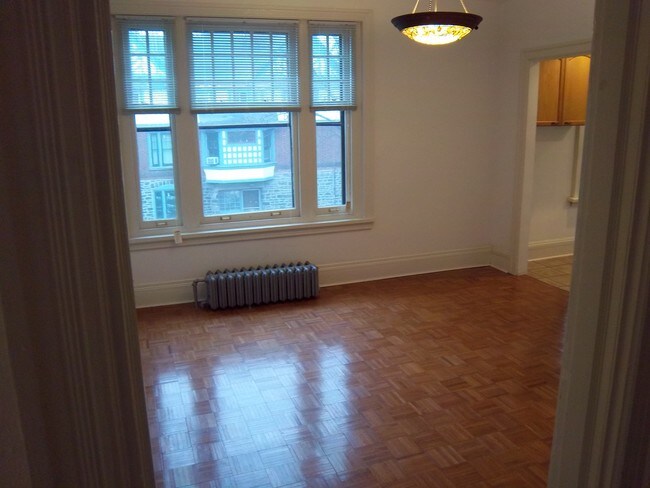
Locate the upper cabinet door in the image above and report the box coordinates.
[537,55,590,126]
[537,59,563,126]
[561,55,591,125]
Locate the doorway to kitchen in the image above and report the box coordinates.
[511,41,591,292]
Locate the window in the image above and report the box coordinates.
[134,113,178,223]
[198,112,292,217]
[146,132,173,169]
[316,110,345,207]
[118,19,177,110]
[153,186,176,219]
[114,12,366,243]
[311,23,356,210]
[216,189,261,214]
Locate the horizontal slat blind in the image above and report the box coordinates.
[310,22,357,109]
[188,20,300,112]
[118,18,177,111]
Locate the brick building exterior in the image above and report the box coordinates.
[136,120,344,221]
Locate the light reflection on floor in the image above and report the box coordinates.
[152,342,353,486]
[140,268,566,486]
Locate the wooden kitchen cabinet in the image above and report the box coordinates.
[537,55,590,126]
[537,59,563,125]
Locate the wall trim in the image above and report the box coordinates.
[528,237,575,260]
[135,280,195,308]
[111,0,372,19]
[319,246,495,287]
[489,250,511,273]
[129,218,375,251]
[134,246,503,308]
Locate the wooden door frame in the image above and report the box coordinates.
[0,0,154,485]
[548,0,650,485]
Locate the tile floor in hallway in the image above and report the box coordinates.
[526,256,574,292]
[138,267,568,487]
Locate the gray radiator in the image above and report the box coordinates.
[192,262,319,310]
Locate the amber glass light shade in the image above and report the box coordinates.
[392,11,482,45]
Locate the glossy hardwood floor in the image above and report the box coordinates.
[138,267,568,487]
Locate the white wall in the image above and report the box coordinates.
[114,0,597,306]
[528,126,580,257]
[118,0,506,306]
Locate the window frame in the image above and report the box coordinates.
[111,5,372,249]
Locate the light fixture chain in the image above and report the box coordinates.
[458,0,469,13]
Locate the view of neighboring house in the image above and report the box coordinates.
[135,111,345,220]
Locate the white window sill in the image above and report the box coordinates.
[128,217,374,251]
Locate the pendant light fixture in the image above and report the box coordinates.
[392,0,482,46]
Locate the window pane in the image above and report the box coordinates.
[310,23,356,108]
[197,112,294,217]
[119,19,177,110]
[188,22,299,111]
[135,114,178,221]
[316,110,345,207]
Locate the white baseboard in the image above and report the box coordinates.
[133,246,505,308]
[528,237,575,260]
[318,246,494,287]
[489,249,511,273]
[134,280,195,308]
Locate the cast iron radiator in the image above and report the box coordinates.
[192,262,319,310]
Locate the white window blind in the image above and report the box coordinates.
[310,22,357,109]
[118,18,177,111]
[187,20,300,112]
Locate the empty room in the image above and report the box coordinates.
[3,0,650,487]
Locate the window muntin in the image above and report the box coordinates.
[135,113,178,222]
[197,112,294,218]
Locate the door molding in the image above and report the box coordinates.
[0,0,154,485]
[549,0,650,485]
[511,40,591,275]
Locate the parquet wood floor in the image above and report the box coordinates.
[138,267,568,487]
